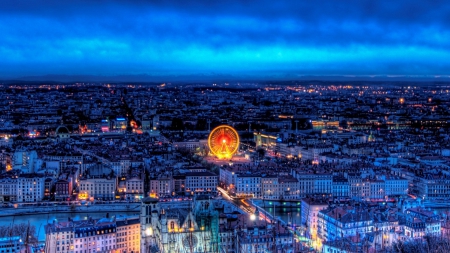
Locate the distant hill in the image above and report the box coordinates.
[2,73,450,83]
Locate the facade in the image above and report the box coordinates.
[55,179,72,201]
[278,176,299,200]
[173,175,186,195]
[0,176,18,202]
[45,216,140,253]
[301,197,328,240]
[79,176,116,200]
[235,175,261,198]
[219,166,237,187]
[125,177,144,201]
[0,173,47,202]
[12,151,38,173]
[332,176,350,198]
[291,171,332,198]
[236,224,294,253]
[404,207,441,238]
[184,172,218,195]
[17,173,46,202]
[149,177,173,197]
[0,236,22,253]
[140,196,219,253]
[384,175,408,196]
[261,175,279,199]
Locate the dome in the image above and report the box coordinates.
[56,125,70,135]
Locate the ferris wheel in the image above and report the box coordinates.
[208,125,240,159]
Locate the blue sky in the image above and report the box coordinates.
[1,0,450,80]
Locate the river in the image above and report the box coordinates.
[0,211,139,242]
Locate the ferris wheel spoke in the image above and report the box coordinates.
[208,125,239,159]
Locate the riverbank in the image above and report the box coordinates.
[0,203,140,217]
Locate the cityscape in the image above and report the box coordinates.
[1,82,450,253]
[2,1,450,253]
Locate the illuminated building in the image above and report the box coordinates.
[17,173,46,202]
[140,196,219,253]
[101,119,110,132]
[149,176,172,197]
[0,135,13,147]
[55,179,72,201]
[55,125,71,141]
[79,176,116,201]
[254,132,278,150]
[78,192,89,201]
[404,207,441,238]
[208,125,239,159]
[301,197,328,241]
[0,236,23,253]
[45,215,140,253]
[235,174,262,198]
[185,171,218,195]
[235,211,294,253]
[311,120,339,130]
[332,176,350,198]
[317,205,400,245]
[79,163,116,200]
[125,177,144,200]
[12,150,38,173]
[0,176,18,202]
[113,117,127,131]
[291,171,332,198]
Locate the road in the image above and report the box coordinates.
[218,186,314,251]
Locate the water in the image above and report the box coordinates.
[0,211,139,242]
[264,206,302,227]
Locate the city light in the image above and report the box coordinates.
[208,125,240,159]
[145,227,153,236]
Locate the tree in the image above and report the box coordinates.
[0,223,38,246]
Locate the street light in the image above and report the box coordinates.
[145,227,153,236]
[250,213,256,221]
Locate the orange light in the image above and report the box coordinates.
[78,192,89,200]
[208,125,240,159]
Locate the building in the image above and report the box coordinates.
[0,175,18,202]
[12,151,38,173]
[301,197,329,240]
[317,205,399,243]
[113,117,127,131]
[79,176,116,200]
[291,171,333,198]
[125,177,144,201]
[404,207,441,238]
[140,196,219,253]
[184,171,218,195]
[332,176,350,198]
[45,215,140,253]
[149,176,173,197]
[55,179,72,201]
[235,175,261,198]
[0,236,23,253]
[17,173,46,202]
[261,175,279,199]
[384,175,408,196]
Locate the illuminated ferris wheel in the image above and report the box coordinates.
[208,125,240,159]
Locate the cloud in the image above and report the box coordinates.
[0,0,450,78]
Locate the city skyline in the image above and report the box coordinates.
[1,1,450,80]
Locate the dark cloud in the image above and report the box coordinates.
[0,0,450,78]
